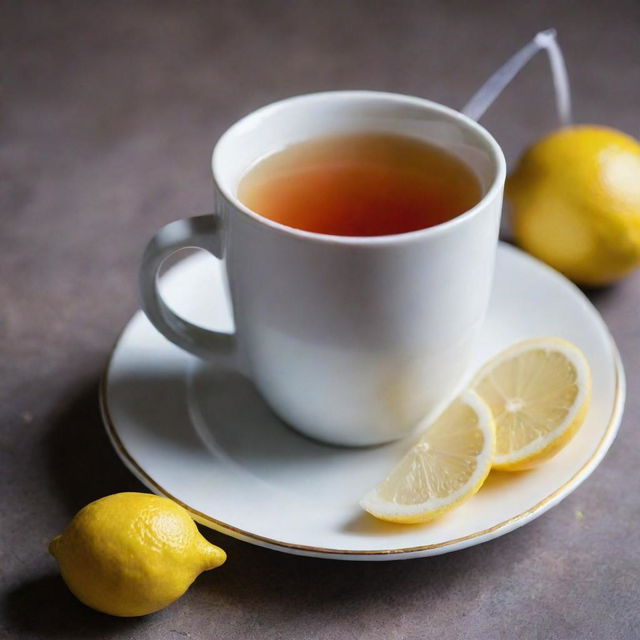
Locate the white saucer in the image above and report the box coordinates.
[101,243,625,560]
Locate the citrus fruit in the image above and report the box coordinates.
[361,391,495,523]
[507,125,640,285]
[49,492,226,617]
[472,338,591,471]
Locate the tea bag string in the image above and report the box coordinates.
[462,29,572,127]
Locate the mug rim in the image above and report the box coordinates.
[212,90,506,245]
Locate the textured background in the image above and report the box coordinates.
[2,1,640,638]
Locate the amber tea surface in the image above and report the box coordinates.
[238,133,482,236]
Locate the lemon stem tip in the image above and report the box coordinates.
[48,535,61,557]
[201,543,227,570]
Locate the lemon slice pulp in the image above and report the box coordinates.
[472,338,591,471]
[360,391,495,524]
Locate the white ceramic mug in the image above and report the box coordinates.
[139,91,506,446]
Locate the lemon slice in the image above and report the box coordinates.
[360,391,495,524]
[472,338,591,471]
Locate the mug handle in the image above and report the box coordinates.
[139,214,237,364]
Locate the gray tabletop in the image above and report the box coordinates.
[3,2,640,639]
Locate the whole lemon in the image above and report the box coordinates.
[49,492,226,617]
[507,126,640,285]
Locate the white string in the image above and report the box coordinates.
[537,30,572,127]
[461,28,572,127]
